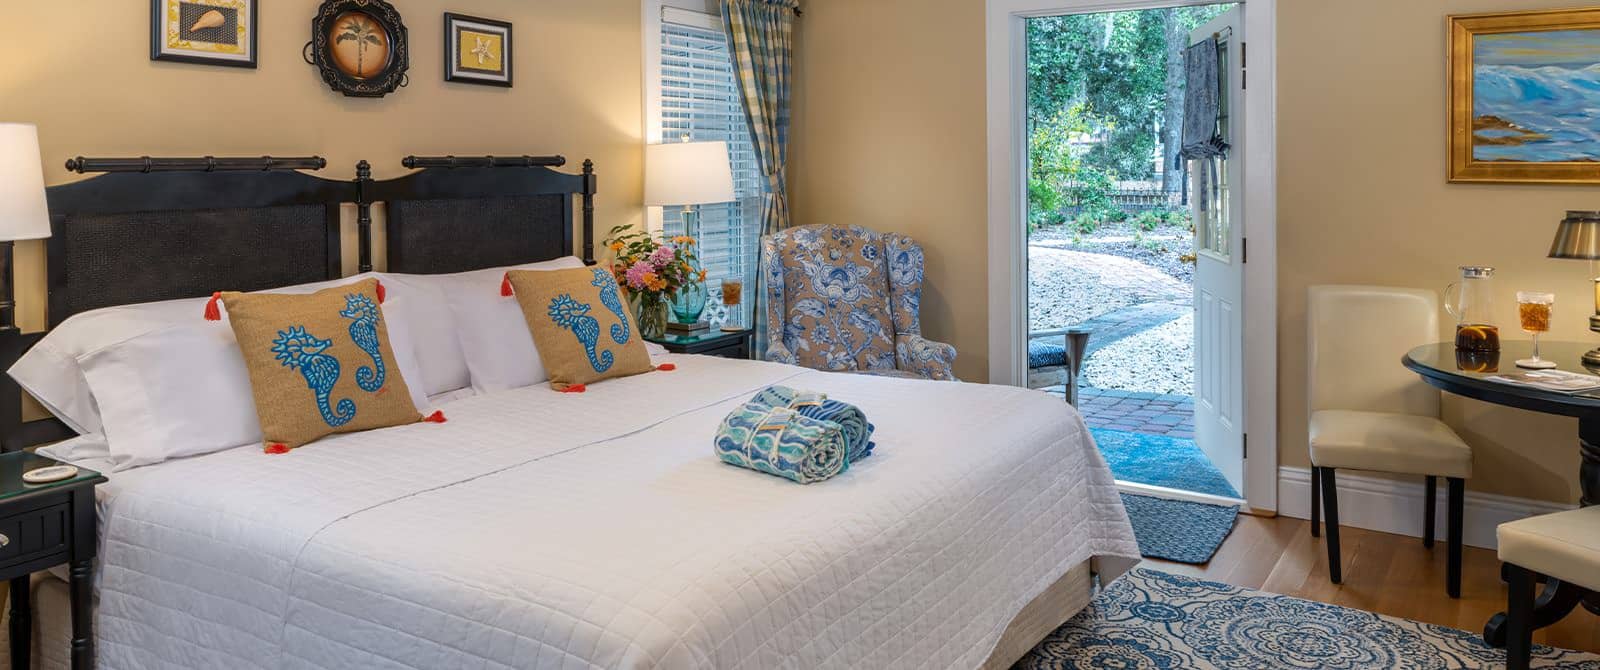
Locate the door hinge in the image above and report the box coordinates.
[1241,42,1248,90]
[1242,433,1248,460]
[1242,237,1248,263]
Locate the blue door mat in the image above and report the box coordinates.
[1090,427,1240,499]
[1091,428,1241,563]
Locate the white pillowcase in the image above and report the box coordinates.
[80,294,431,471]
[368,273,472,397]
[8,275,391,435]
[442,256,587,392]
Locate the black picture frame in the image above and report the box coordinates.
[443,13,513,88]
[150,0,259,68]
[305,0,410,98]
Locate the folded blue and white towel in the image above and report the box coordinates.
[714,402,850,484]
[751,385,876,462]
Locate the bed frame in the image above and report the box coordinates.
[0,153,597,452]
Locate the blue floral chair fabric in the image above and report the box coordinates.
[761,224,957,380]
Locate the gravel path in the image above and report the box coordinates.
[1083,312,1195,394]
[1028,247,1190,332]
[1031,223,1195,284]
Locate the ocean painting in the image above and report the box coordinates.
[1473,29,1600,163]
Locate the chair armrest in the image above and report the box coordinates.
[764,340,800,366]
[896,334,958,381]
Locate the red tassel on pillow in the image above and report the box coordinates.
[500,273,514,297]
[204,292,222,321]
[423,410,447,423]
[375,280,386,304]
[264,443,290,455]
[559,384,588,394]
[657,363,677,372]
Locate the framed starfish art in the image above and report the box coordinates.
[444,13,512,88]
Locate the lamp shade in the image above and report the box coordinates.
[1549,210,1600,260]
[644,141,736,207]
[0,124,51,242]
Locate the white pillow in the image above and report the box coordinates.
[79,294,431,470]
[8,274,397,436]
[443,256,587,392]
[368,273,472,397]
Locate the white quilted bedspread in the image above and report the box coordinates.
[90,356,1137,669]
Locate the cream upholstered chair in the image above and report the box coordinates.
[1307,285,1474,598]
[1496,507,1600,670]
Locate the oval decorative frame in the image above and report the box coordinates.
[306,0,409,98]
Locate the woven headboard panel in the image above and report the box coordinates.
[369,157,596,275]
[43,166,348,326]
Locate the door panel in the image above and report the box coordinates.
[1191,7,1245,495]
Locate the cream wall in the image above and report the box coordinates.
[789,0,991,381]
[1279,0,1592,504]
[790,0,1590,504]
[0,0,643,333]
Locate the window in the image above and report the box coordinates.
[658,17,764,309]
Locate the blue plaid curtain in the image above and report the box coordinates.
[722,0,798,359]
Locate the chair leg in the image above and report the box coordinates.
[1320,467,1342,584]
[1423,475,1436,549]
[1310,466,1322,537]
[1447,477,1464,599]
[1504,563,1536,670]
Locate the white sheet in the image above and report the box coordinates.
[89,356,1137,669]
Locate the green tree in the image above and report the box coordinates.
[1025,5,1233,215]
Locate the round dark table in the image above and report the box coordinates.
[1402,340,1600,647]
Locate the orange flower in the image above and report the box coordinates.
[609,241,624,252]
[698,268,708,281]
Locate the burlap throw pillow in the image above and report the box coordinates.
[506,266,653,390]
[216,278,424,450]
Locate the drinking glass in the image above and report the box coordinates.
[1516,291,1556,369]
[721,280,744,331]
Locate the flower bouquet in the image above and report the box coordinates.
[604,224,708,339]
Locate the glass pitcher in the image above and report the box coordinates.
[1446,266,1500,352]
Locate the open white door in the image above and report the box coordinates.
[1190,7,1246,496]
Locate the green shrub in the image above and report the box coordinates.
[1073,211,1100,235]
[1132,211,1164,232]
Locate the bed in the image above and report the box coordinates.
[0,154,1137,669]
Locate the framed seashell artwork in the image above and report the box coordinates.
[150,0,257,68]
[444,13,513,88]
[304,0,411,98]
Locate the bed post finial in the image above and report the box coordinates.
[581,160,597,264]
[355,160,374,273]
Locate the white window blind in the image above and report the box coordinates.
[660,19,764,298]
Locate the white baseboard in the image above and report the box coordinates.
[1278,467,1574,551]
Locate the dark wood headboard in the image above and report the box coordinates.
[0,152,599,452]
[365,155,597,274]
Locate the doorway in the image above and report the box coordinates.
[990,0,1278,514]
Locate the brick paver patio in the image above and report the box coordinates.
[1042,385,1194,439]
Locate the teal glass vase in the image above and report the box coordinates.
[670,276,708,325]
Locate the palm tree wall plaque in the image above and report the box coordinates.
[331,13,387,79]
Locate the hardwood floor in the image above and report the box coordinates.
[1143,515,1600,654]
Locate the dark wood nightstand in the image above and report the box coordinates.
[647,329,754,359]
[0,452,104,670]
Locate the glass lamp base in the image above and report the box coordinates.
[1517,358,1558,370]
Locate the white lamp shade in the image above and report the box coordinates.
[0,124,51,241]
[644,141,736,206]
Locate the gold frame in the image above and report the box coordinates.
[1449,7,1600,184]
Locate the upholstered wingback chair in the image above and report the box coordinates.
[760,224,957,380]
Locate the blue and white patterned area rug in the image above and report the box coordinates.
[1018,568,1600,669]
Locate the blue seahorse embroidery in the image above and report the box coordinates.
[548,294,613,373]
[591,268,631,345]
[339,293,386,392]
[271,326,356,427]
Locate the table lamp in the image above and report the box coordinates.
[1548,210,1600,365]
[0,124,53,332]
[644,140,735,238]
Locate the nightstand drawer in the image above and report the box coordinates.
[700,341,749,359]
[0,502,68,570]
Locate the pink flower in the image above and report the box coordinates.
[649,245,676,268]
[624,260,654,289]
